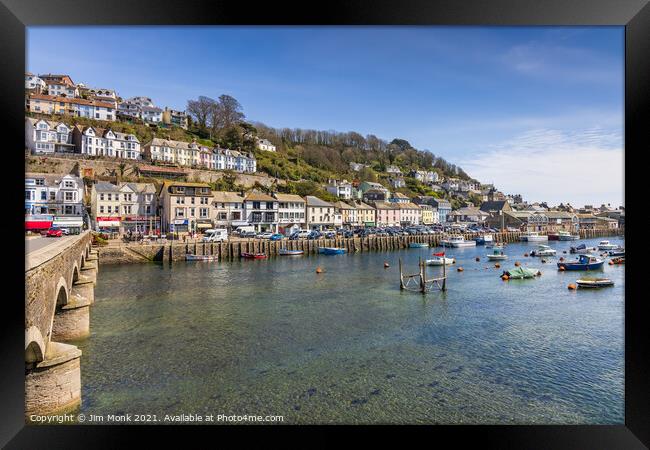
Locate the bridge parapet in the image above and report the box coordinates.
[25,231,95,418]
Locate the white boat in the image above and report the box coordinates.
[186,254,218,261]
[486,249,508,261]
[576,277,614,288]
[530,244,556,257]
[486,242,504,249]
[440,235,476,247]
[558,231,580,241]
[597,240,617,250]
[520,231,548,242]
[426,252,455,265]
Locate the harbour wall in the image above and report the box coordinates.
[97,228,624,265]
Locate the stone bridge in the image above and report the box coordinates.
[25,231,97,418]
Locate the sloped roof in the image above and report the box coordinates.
[274,193,305,203]
[480,201,508,212]
[213,191,244,203]
[305,196,333,207]
[245,191,276,202]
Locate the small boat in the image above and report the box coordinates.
[241,252,267,259]
[530,244,557,257]
[520,231,548,242]
[576,277,615,288]
[440,236,476,248]
[558,231,580,241]
[186,254,219,261]
[597,240,617,250]
[409,242,429,248]
[608,247,625,257]
[426,252,455,265]
[547,232,559,241]
[486,249,508,261]
[474,234,493,245]
[503,266,540,279]
[486,242,504,249]
[557,254,604,271]
[610,256,625,264]
[279,248,304,256]
[570,243,591,254]
[318,247,346,255]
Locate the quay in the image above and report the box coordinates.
[97,228,624,264]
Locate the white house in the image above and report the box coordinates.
[212,191,246,231]
[46,82,79,98]
[25,73,46,92]
[305,196,335,230]
[25,118,76,154]
[141,106,163,124]
[256,138,276,152]
[25,172,85,217]
[386,165,402,175]
[244,192,278,232]
[326,179,353,200]
[274,193,306,235]
[73,125,141,159]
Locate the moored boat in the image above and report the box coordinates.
[440,235,476,248]
[576,277,615,288]
[503,266,540,279]
[186,254,219,261]
[409,242,429,248]
[570,243,591,254]
[426,252,455,265]
[558,231,579,241]
[318,247,346,255]
[486,249,508,261]
[474,234,493,245]
[279,248,304,256]
[520,231,548,242]
[547,232,559,241]
[608,247,625,257]
[610,256,625,265]
[241,252,267,259]
[557,254,604,271]
[597,240,617,250]
[529,244,557,257]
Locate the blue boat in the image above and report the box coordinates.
[557,254,604,271]
[318,247,346,255]
[409,242,429,248]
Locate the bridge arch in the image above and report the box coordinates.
[72,262,80,285]
[25,326,45,363]
[54,277,68,307]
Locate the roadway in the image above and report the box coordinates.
[26,235,77,255]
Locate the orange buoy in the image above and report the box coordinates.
[608,260,614,265]
[501,274,509,281]
[559,257,564,262]
[457,267,464,272]
[568,283,576,290]
[536,271,542,276]
[524,253,529,257]
[316,267,324,273]
[514,261,521,267]
[494,263,501,268]
[559,266,566,271]
[384,261,390,268]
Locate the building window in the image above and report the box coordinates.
[65,192,74,201]
[100,206,104,213]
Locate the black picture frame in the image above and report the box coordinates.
[2,0,646,447]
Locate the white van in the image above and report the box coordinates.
[202,228,228,242]
[235,226,255,236]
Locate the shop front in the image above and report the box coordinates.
[53,216,84,234]
[25,214,54,232]
[121,216,160,235]
[96,216,121,233]
[195,219,214,234]
[171,218,189,234]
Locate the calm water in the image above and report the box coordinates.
[76,236,624,424]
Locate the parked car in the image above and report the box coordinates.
[46,227,63,238]
[323,231,336,239]
[257,232,274,239]
[269,233,284,241]
[242,231,257,238]
[307,231,322,240]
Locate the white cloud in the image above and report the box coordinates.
[458,128,624,207]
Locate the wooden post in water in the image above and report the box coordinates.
[399,258,405,290]
[442,254,447,291]
[419,257,426,293]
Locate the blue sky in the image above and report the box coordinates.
[27,26,624,207]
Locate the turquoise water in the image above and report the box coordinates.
[77,237,624,424]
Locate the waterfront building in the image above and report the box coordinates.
[25,73,46,93]
[162,107,189,129]
[305,196,335,230]
[413,197,451,224]
[577,214,619,231]
[447,206,489,225]
[544,211,579,233]
[244,192,279,233]
[419,204,438,225]
[256,138,276,152]
[374,201,401,227]
[273,193,306,235]
[333,201,357,227]
[353,201,376,227]
[398,202,421,226]
[72,125,141,159]
[119,183,158,234]
[481,200,514,229]
[158,181,213,234]
[212,191,246,232]
[25,118,76,154]
[326,179,353,200]
[27,94,116,121]
[25,172,85,228]
[90,182,121,232]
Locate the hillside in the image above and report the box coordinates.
[26,111,478,203]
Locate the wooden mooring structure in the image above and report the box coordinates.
[399,257,447,293]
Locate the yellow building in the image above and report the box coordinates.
[353,201,376,227]
[420,204,434,225]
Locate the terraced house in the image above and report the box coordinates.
[274,193,306,235]
[212,191,246,231]
[25,172,84,217]
[244,192,278,233]
[159,181,213,234]
[25,118,75,154]
[305,196,335,230]
[27,94,116,121]
[73,125,141,159]
[353,201,376,227]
